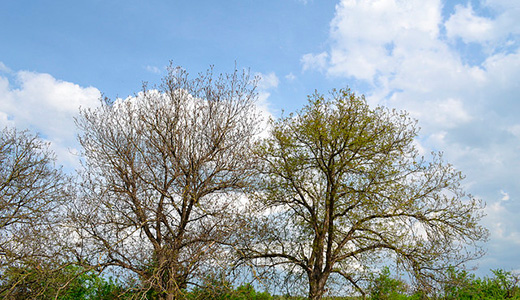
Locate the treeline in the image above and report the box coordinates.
[2,264,519,299]
[0,65,491,299]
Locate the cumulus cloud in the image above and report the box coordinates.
[326,0,442,81]
[445,4,495,44]
[0,64,101,169]
[303,0,520,149]
[302,0,520,273]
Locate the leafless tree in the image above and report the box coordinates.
[72,65,262,299]
[0,127,70,297]
[0,127,67,265]
[239,89,488,300]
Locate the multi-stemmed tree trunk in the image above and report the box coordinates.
[240,88,488,300]
[72,65,261,299]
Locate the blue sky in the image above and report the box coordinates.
[1,0,519,277]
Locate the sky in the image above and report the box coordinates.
[0,0,519,277]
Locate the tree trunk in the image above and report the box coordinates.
[308,272,328,300]
[156,272,183,300]
[154,250,185,300]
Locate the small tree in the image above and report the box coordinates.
[240,89,488,300]
[72,65,262,299]
[368,267,408,300]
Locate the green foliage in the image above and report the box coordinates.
[2,263,519,300]
[177,273,273,300]
[245,87,487,300]
[0,264,125,299]
[185,281,273,300]
[444,268,520,299]
[364,267,520,300]
[368,267,409,300]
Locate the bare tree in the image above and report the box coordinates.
[239,89,488,300]
[0,127,69,297]
[72,65,262,299]
[0,127,67,265]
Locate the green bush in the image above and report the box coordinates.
[368,267,409,300]
[0,264,125,299]
[444,268,520,299]
[183,274,273,300]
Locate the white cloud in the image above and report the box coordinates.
[483,201,520,247]
[253,72,279,138]
[256,90,274,135]
[145,65,162,74]
[508,124,520,138]
[0,62,11,73]
[285,72,296,81]
[0,64,101,169]
[305,0,520,136]
[404,98,473,131]
[500,190,510,201]
[445,1,520,52]
[445,4,495,44]
[301,52,328,72]
[256,72,279,90]
[483,50,520,93]
[303,0,520,273]
[484,0,520,40]
[326,0,442,81]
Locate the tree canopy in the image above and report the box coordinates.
[0,127,71,298]
[0,127,68,268]
[239,88,488,300]
[71,66,262,300]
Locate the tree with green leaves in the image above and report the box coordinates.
[239,89,488,300]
